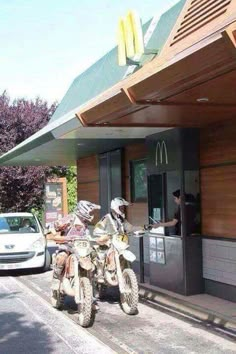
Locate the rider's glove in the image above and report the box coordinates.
[144,224,152,231]
[66,236,76,242]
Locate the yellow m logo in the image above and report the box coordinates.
[117,11,144,66]
[155,141,168,165]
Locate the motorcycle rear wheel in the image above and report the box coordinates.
[77,277,93,327]
[120,268,139,315]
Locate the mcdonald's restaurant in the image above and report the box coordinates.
[1,0,236,302]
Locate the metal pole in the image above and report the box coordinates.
[139,236,144,283]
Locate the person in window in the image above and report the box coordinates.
[19,219,35,233]
[152,190,198,236]
[151,190,181,235]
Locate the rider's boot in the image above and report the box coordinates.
[97,263,105,283]
[92,280,100,311]
[92,298,100,311]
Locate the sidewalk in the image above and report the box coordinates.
[139,283,236,332]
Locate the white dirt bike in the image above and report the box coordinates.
[94,233,139,315]
[51,236,95,327]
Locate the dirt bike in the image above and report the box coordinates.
[94,232,139,315]
[51,236,95,327]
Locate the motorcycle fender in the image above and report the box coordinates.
[122,250,136,263]
[65,255,75,277]
[115,251,126,294]
[106,250,116,271]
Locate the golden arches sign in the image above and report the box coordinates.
[117,11,144,66]
[155,141,168,165]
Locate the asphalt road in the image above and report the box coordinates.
[0,269,236,354]
[0,274,113,354]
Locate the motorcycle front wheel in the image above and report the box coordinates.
[77,277,93,327]
[120,268,139,315]
[51,289,64,310]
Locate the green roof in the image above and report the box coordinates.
[50,0,186,123]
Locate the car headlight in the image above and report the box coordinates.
[28,238,45,251]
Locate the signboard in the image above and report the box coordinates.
[117,10,144,66]
[45,178,68,226]
[149,236,166,264]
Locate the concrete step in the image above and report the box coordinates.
[139,284,236,332]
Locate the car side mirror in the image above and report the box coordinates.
[43,228,49,236]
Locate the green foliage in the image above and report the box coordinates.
[0,92,77,216]
[30,207,43,222]
[65,166,77,213]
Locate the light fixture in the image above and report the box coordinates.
[77,143,84,146]
[196,97,209,103]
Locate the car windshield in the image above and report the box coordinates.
[0,216,39,234]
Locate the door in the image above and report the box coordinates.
[99,149,122,216]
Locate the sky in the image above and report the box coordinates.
[1,0,180,105]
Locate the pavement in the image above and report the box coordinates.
[139,283,236,333]
[0,276,114,354]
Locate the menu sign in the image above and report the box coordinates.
[45,182,63,225]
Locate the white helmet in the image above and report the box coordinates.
[110,197,129,218]
[75,200,101,222]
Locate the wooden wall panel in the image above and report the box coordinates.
[200,120,236,238]
[77,156,99,182]
[200,121,236,167]
[77,182,99,204]
[201,166,236,238]
[77,155,100,224]
[77,144,148,226]
[124,143,147,175]
[123,143,148,226]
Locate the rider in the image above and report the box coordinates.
[50,200,100,291]
[93,197,144,281]
[94,197,144,240]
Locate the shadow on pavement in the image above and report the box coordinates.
[0,267,52,277]
[98,286,120,304]
[0,297,53,353]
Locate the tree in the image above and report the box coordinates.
[65,166,77,213]
[0,92,69,213]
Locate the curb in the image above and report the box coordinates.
[139,285,236,332]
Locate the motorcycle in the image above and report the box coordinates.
[94,232,139,315]
[51,236,95,327]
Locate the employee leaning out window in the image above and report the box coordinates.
[152,189,198,236]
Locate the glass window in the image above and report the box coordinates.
[148,174,164,222]
[0,216,39,234]
[130,159,147,202]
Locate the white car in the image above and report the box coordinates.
[0,212,51,271]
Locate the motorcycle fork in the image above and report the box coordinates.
[73,255,82,305]
[114,250,125,294]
